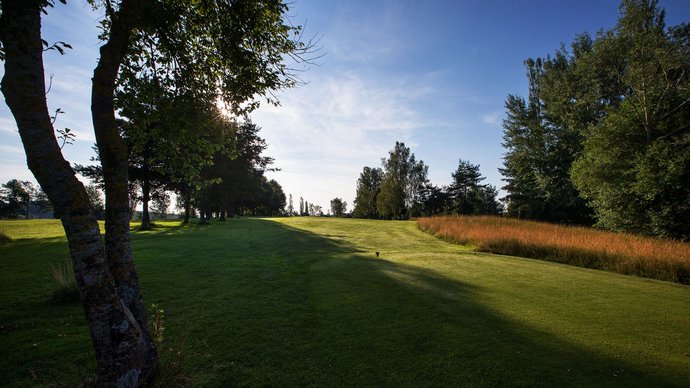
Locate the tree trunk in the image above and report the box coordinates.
[140,173,151,230]
[0,0,156,386]
[183,184,191,224]
[139,129,154,230]
[199,190,209,224]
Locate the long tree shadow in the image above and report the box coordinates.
[140,218,686,387]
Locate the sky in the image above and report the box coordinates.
[1,0,689,213]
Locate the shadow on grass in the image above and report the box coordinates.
[1,218,685,386]
[139,218,685,387]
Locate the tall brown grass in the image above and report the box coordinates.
[418,215,690,284]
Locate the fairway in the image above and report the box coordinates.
[1,218,689,386]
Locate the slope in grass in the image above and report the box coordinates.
[0,218,688,386]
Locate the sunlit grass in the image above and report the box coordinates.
[1,218,689,386]
[418,215,690,284]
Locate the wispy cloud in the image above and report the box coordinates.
[0,144,24,156]
[0,116,17,133]
[253,69,446,208]
[324,2,412,65]
[481,112,502,126]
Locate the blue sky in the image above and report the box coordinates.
[1,1,689,212]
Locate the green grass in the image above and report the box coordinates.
[1,218,689,386]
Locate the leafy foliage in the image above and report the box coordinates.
[448,159,502,215]
[353,145,501,220]
[352,166,383,219]
[0,179,36,219]
[376,142,429,219]
[330,198,347,217]
[571,0,690,239]
[502,0,689,238]
[201,120,285,218]
[500,55,594,224]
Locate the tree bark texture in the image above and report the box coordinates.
[0,1,156,386]
[91,0,149,329]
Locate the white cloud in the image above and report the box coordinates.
[0,116,18,133]
[482,112,502,126]
[0,144,24,155]
[252,70,446,209]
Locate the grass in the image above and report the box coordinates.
[418,215,690,284]
[48,257,79,303]
[1,217,689,386]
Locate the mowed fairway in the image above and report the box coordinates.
[1,218,689,386]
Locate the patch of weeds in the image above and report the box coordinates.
[149,304,219,387]
[49,257,80,303]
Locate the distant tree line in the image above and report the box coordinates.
[501,0,689,239]
[77,118,287,225]
[0,178,105,220]
[352,141,502,220]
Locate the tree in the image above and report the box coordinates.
[203,120,275,219]
[33,187,54,217]
[330,197,347,217]
[418,183,450,216]
[449,159,482,214]
[299,197,304,216]
[572,0,690,238]
[151,191,170,219]
[288,194,294,216]
[500,54,595,224]
[352,166,383,219]
[0,179,35,219]
[0,0,313,384]
[448,159,502,215]
[376,142,428,219]
[85,184,106,220]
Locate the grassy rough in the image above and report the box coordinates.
[0,218,689,387]
[419,215,690,284]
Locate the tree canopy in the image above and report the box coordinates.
[353,143,501,220]
[501,0,689,238]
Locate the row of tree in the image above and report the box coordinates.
[285,194,324,216]
[0,179,51,219]
[352,142,502,219]
[501,0,689,239]
[77,117,287,225]
[0,178,106,220]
